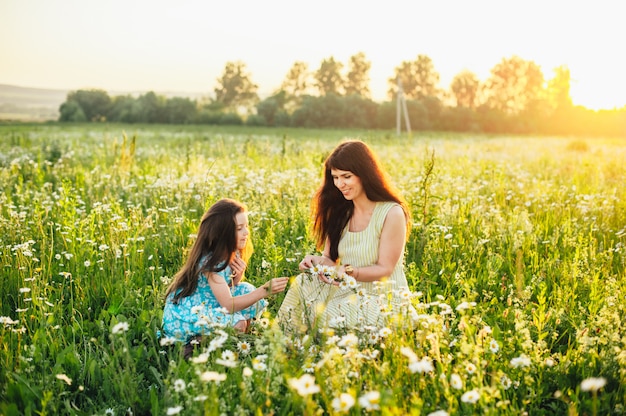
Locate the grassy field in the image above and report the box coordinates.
[1,123,625,415]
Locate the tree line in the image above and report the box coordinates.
[59,53,626,137]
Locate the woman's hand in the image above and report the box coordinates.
[229,256,247,286]
[299,254,334,271]
[299,255,318,271]
[263,277,289,295]
[316,272,338,286]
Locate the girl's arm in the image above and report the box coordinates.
[341,205,406,282]
[207,272,288,313]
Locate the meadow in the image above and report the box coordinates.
[0,123,624,415]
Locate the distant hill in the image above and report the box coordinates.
[0,84,67,121]
[0,84,211,122]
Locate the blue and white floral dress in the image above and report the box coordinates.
[162,258,266,342]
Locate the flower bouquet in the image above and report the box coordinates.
[306,264,358,290]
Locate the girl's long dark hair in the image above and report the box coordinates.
[312,140,410,261]
[165,198,251,304]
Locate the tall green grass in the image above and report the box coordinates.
[1,124,624,415]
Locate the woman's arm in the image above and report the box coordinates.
[207,272,288,313]
[342,205,406,282]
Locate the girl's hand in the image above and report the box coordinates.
[229,256,247,286]
[263,277,289,295]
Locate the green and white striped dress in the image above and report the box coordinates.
[278,201,411,333]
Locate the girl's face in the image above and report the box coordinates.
[235,211,249,251]
[331,168,363,201]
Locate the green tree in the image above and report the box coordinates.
[137,92,166,123]
[344,52,371,97]
[546,65,573,111]
[109,95,141,123]
[280,61,311,112]
[58,100,87,122]
[483,56,545,114]
[65,89,111,121]
[314,56,343,95]
[388,55,440,100]
[213,61,259,113]
[450,70,480,108]
[165,97,197,124]
[256,91,290,127]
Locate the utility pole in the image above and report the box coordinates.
[396,77,411,136]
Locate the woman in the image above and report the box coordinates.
[162,199,288,348]
[278,140,412,333]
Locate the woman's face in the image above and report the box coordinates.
[235,211,249,251]
[331,168,363,201]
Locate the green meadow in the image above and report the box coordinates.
[1,124,625,415]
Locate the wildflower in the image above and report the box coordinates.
[331,393,355,413]
[428,411,450,416]
[19,287,31,293]
[379,327,392,338]
[338,333,359,349]
[288,374,320,396]
[252,357,267,371]
[105,408,114,416]
[450,373,463,390]
[216,350,238,367]
[237,341,252,355]
[358,391,381,411]
[461,389,480,404]
[111,322,129,334]
[409,357,435,374]
[199,371,226,383]
[580,377,607,392]
[194,395,208,401]
[545,357,555,367]
[84,260,91,267]
[99,244,109,251]
[399,289,412,301]
[510,355,531,368]
[500,375,512,389]
[173,379,186,392]
[166,406,183,415]
[465,362,477,374]
[366,332,380,344]
[242,367,253,377]
[400,346,418,363]
[55,373,72,385]
[489,339,499,353]
[0,316,18,325]
[190,353,209,364]
[159,336,177,346]
[455,301,476,311]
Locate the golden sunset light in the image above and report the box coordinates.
[1,0,624,110]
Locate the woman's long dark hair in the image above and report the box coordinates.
[312,140,410,261]
[165,198,251,304]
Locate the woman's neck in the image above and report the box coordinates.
[352,196,376,214]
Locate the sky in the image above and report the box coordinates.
[1,0,624,110]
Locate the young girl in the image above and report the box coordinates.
[162,199,288,346]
